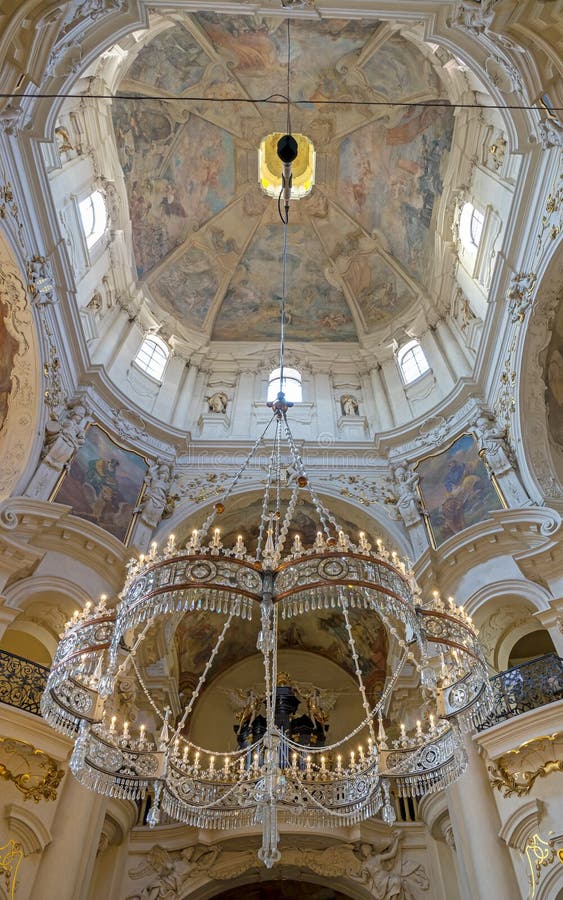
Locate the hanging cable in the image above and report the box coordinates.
[6,90,561,113]
[278,216,288,394]
[286,18,292,137]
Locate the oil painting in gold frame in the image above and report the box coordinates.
[415,432,505,548]
[52,423,148,543]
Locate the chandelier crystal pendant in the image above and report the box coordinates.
[41,131,492,868]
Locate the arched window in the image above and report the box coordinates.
[79,190,108,249]
[397,340,430,385]
[267,367,302,403]
[134,335,169,382]
[459,202,484,250]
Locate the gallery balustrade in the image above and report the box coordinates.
[477,652,563,730]
[0,649,48,716]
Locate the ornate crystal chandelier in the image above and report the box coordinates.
[42,125,492,868]
[41,398,492,866]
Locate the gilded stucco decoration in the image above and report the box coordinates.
[0,839,23,900]
[0,737,64,802]
[318,472,399,517]
[507,271,537,323]
[488,732,563,798]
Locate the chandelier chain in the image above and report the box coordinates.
[281,649,408,754]
[339,588,376,744]
[202,414,276,540]
[282,413,341,536]
[173,611,236,740]
[255,420,280,561]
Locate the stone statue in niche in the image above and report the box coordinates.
[392,463,422,527]
[473,410,513,474]
[27,399,92,499]
[341,394,359,416]
[138,460,174,528]
[86,291,103,312]
[206,391,228,414]
[54,125,73,154]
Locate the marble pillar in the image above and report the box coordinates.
[29,771,106,900]
[369,365,394,430]
[447,735,521,900]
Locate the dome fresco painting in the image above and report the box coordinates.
[112,13,454,342]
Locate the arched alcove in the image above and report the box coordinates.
[156,487,410,559]
[507,629,556,668]
[208,880,355,899]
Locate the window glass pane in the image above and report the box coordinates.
[134,337,168,381]
[470,208,484,246]
[459,202,484,250]
[79,190,108,249]
[78,196,95,237]
[267,367,302,403]
[398,341,430,385]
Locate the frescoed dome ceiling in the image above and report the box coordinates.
[112,13,455,343]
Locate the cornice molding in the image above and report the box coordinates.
[0,497,128,591]
[414,507,562,596]
[475,697,563,760]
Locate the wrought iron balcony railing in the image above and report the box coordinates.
[0,649,561,733]
[0,649,48,716]
[477,652,563,731]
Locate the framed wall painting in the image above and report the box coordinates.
[52,423,148,544]
[415,432,506,549]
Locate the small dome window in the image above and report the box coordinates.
[79,190,108,249]
[459,202,484,250]
[397,340,430,385]
[267,367,302,403]
[134,335,169,382]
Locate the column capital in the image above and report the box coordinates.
[534,598,563,632]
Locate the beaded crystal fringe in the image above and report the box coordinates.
[115,588,253,640]
[40,695,80,737]
[392,755,466,798]
[74,766,149,801]
[161,793,384,830]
